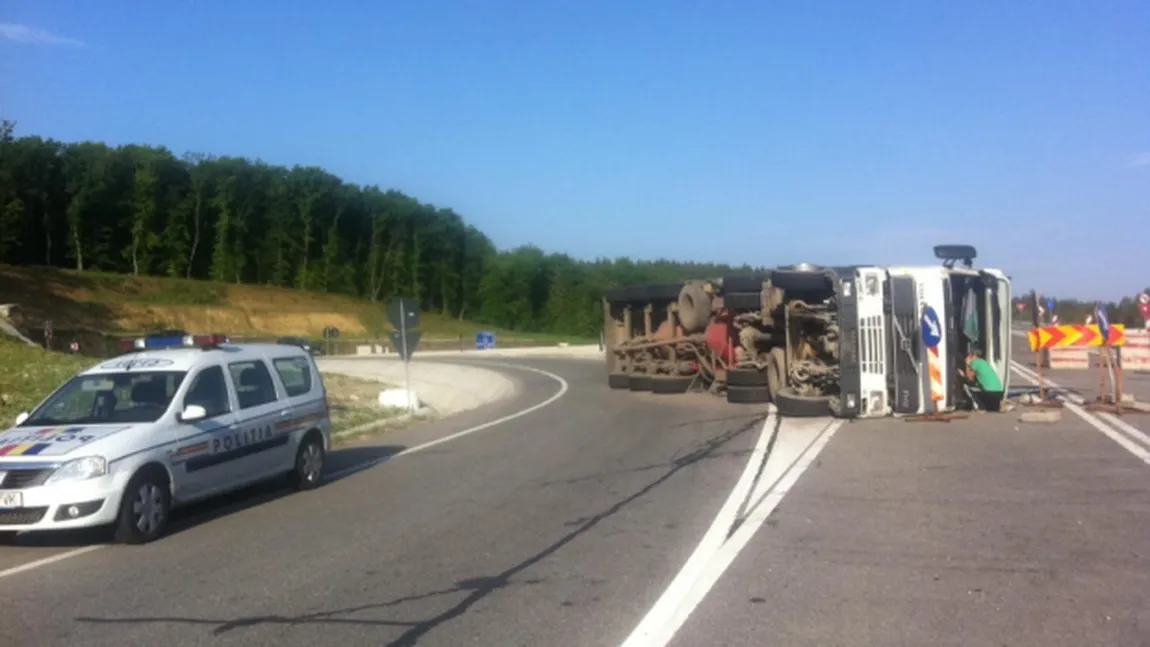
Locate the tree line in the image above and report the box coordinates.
[3,119,1144,337]
[0,119,756,337]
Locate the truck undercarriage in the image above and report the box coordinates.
[603,265,848,417]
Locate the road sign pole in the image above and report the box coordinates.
[399,297,413,412]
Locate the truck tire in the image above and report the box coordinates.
[766,347,785,399]
[722,292,761,311]
[771,265,829,293]
[628,374,652,391]
[604,287,628,303]
[608,372,630,389]
[723,273,768,293]
[678,283,712,332]
[727,385,771,404]
[625,285,648,303]
[727,367,768,387]
[650,375,695,394]
[642,283,685,301]
[774,387,833,417]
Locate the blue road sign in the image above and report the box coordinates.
[921,305,942,347]
[476,331,495,350]
[1096,303,1110,345]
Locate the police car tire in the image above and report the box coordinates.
[290,433,325,491]
[113,467,170,544]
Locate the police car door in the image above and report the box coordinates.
[222,358,292,486]
[171,363,241,499]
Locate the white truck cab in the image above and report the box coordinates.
[834,245,1012,418]
[0,341,332,543]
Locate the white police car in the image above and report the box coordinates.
[0,338,333,543]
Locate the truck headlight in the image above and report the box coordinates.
[44,456,108,484]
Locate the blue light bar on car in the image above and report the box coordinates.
[143,335,186,349]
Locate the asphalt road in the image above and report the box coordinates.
[0,358,774,646]
[3,347,1150,646]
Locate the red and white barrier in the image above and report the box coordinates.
[1121,330,1150,372]
[1049,345,1090,370]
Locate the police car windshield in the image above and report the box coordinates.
[23,371,187,426]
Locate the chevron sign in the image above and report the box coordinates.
[1028,324,1126,351]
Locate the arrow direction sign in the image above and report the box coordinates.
[1028,324,1126,351]
[920,305,942,348]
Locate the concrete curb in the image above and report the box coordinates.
[317,357,519,419]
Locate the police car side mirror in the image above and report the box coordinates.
[178,404,207,423]
[14,412,29,425]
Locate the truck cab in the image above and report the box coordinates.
[833,245,1012,418]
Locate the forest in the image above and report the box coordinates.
[1,118,1146,335]
[0,119,757,337]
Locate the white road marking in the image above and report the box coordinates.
[326,362,569,480]
[0,362,569,581]
[1010,361,1150,465]
[654,419,844,645]
[0,545,104,580]
[621,415,843,647]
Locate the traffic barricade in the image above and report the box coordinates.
[1119,330,1150,372]
[1048,345,1090,370]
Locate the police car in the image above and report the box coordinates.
[0,336,333,543]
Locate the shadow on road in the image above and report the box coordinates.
[0,444,405,549]
[71,416,768,645]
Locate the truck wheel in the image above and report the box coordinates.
[628,374,653,391]
[727,367,768,387]
[650,375,694,394]
[678,282,713,332]
[774,387,833,417]
[604,287,629,303]
[643,283,686,301]
[722,292,761,311]
[608,372,630,389]
[766,347,785,399]
[771,265,829,293]
[624,285,648,303]
[723,273,769,293]
[727,385,771,404]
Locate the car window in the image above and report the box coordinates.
[273,356,313,398]
[23,371,186,426]
[227,360,279,409]
[183,365,231,418]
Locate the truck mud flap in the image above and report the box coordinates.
[887,275,921,414]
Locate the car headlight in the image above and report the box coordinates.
[44,456,107,485]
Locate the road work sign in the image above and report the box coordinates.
[1028,324,1126,352]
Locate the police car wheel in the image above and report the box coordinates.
[290,435,325,491]
[114,469,170,544]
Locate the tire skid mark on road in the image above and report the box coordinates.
[0,362,570,582]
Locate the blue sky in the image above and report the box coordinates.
[2,0,1147,300]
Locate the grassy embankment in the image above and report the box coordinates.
[0,263,592,345]
[0,337,410,442]
[0,263,593,439]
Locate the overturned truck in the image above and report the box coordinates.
[602,245,1013,419]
